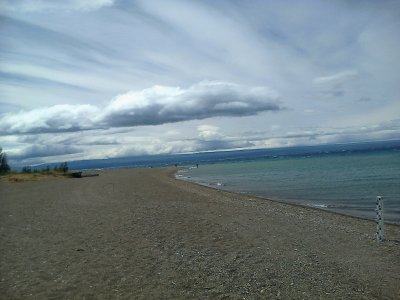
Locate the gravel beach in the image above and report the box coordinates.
[1,168,399,299]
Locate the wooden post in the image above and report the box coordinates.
[376,196,384,242]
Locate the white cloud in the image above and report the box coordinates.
[313,70,358,84]
[0,0,114,12]
[0,104,100,134]
[197,125,223,141]
[0,81,281,134]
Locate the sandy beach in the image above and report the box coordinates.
[0,168,399,299]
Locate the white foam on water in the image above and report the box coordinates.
[312,204,328,208]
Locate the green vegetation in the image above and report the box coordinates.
[21,162,69,175]
[54,162,68,173]
[0,146,72,182]
[1,159,72,182]
[0,147,11,175]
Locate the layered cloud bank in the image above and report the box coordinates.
[0,0,114,12]
[0,81,281,135]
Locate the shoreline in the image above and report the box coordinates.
[1,168,399,299]
[175,169,400,226]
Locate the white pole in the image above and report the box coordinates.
[376,196,384,242]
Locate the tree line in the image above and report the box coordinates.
[0,147,69,175]
[0,147,11,174]
[21,162,69,174]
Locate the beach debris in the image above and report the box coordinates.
[71,172,99,178]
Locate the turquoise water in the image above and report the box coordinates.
[180,150,400,223]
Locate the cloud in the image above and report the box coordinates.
[197,125,224,141]
[313,70,358,98]
[5,118,399,166]
[0,0,114,12]
[193,139,254,153]
[9,144,82,160]
[103,81,281,127]
[17,132,120,146]
[0,81,282,134]
[0,104,101,134]
[313,70,358,84]
[194,124,252,151]
[0,16,115,75]
[245,118,400,147]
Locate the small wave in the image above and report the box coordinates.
[311,204,329,208]
[209,182,225,187]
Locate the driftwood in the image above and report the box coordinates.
[71,172,99,178]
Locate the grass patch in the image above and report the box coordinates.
[0,171,72,182]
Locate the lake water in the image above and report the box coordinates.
[178,150,400,223]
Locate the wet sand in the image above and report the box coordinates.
[0,168,399,299]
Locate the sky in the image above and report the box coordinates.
[0,0,399,166]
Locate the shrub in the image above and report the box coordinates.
[22,166,32,173]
